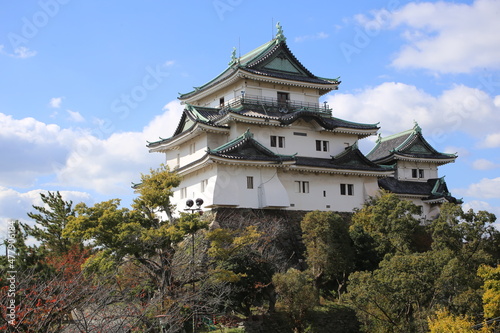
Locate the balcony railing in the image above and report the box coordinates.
[221,94,332,115]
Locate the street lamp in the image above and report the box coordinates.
[184,198,203,332]
[185,198,203,214]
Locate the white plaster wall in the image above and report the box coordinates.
[243,122,359,158]
[171,165,218,214]
[278,171,367,212]
[163,133,209,170]
[397,161,439,181]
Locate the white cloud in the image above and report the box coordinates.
[49,97,63,108]
[294,32,329,43]
[327,82,500,145]
[143,100,184,141]
[357,0,500,73]
[0,45,37,59]
[481,132,500,148]
[0,100,180,193]
[66,109,85,123]
[472,159,499,170]
[455,177,500,199]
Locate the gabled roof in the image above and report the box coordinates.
[378,177,462,204]
[367,122,457,164]
[147,102,380,149]
[147,104,229,149]
[179,23,339,101]
[293,143,394,174]
[208,129,296,162]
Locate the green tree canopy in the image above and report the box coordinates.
[300,211,354,291]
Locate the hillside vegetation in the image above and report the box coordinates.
[1,165,499,332]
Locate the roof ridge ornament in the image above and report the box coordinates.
[229,46,238,66]
[275,22,286,43]
[413,120,422,133]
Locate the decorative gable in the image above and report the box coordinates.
[260,51,307,75]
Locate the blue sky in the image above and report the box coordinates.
[1,0,500,233]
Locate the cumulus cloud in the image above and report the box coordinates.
[0,100,180,195]
[0,113,75,187]
[481,133,500,148]
[454,177,500,199]
[326,82,500,146]
[355,0,500,73]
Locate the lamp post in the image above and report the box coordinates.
[184,198,203,333]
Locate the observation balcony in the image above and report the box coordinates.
[221,94,332,116]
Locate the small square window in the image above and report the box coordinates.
[247,176,254,189]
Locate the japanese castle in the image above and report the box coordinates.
[147,24,460,219]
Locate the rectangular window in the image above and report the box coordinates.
[322,140,329,152]
[316,140,329,152]
[180,187,187,199]
[219,97,225,107]
[270,135,285,148]
[201,179,208,192]
[277,92,289,106]
[348,184,354,196]
[412,169,425,178]
[189,143,196,154]
[293,132,307,136]
[278,136,285,148]
[247,176,254,189]
[270,136,277,147]
[295,181,309,193]
[412,169,418,178]
[340,184,354,196]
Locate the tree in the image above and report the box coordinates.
[300,211,354,294]
[206,226,273,315]
[345,201,499,333]
[477,264,500,319]
[24,191,78,255]
[346,250,449,333]
[272,268,317,333]
[132,163,181,223]
[351,191,422,255]
[427,308,494,333]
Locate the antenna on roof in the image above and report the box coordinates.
[271,17,274,39]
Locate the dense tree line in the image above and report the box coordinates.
[1,166,499,332]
